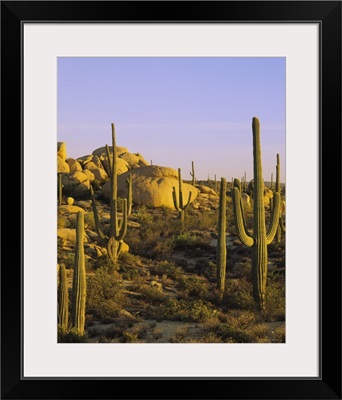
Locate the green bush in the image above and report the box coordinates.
[176,276,209,298]
[156,298,217,322]
[57,327,88,343]
[86,269,125,319]
[224,279,255,310]
[149,261,183,280]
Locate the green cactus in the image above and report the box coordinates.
[126,173,133,216]
[58,173,63,206]
[172,168,192,224]
[270,172,274,190]
[270,154,286,243]
[216,177,227,294]
[58,264,69,330]
[189,161,196,186]
[232,117,280,310]
[91,123,128,269]
[71,211,86,334]
[214,174,217,193]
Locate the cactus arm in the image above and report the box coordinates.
[183,192,192,210]
[105,144,113,177]
[116,199,128,241]
[232,187,254,247]
[71,211,86,334]
[126,173,133,216]
[234,178,249,234]
[266,192,281,244]
[172,186,181,212]
[100,156,111,177]
[90,186,108,242]
[117,240,124,256]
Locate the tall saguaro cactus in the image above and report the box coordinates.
[270,154,286,243]
[91,123,128,269]
[58,173,63,206]
[58,264,69,330]
[190,161,196,186]
[232,117,280,310]
[71,211,86,334]
[216,178,227,294]
[172,168,192,223]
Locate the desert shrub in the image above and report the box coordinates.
[91,255,115,272]
[83,212,96,231]
[57,214,72,229]
[125,222,175,260]
[86,269,125,319]
[174,232,212,251]
[134,205,154,225]
[196,333,224,343]
[149,261,183,280]
[138,284,165,305]
[261,280,285,322]
[118,253,145,280]
[169,326,190,343]
[271,325,286,343]
[58,251,75,270]
[224,279,255,310]
[185,210,217,231]
[157,298,217,323]
[57,327,88,343]
[216,310,270,343]
[122,331,140,343]
[176,276,209,298]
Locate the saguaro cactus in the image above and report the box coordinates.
[232,117,280,310]
[216,178,227,294]
[270,154,286,243]
[91,123,128,269]
[190,161,196,186]
[58,173,63,206]
[71,211,86,334]
[58,264,69,330]
[172,168,192,223]
[126,173,133,216]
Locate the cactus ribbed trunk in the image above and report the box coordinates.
[252,117,268,310]
[58,264,69,330]
[216,178,227,294]
[72,211,86,334]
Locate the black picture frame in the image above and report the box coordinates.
[1,1,341,399]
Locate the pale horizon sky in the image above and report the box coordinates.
[58,57,285,183]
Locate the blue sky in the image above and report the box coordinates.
[58,57,285,182]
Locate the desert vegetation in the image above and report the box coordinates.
[57,117,286,343]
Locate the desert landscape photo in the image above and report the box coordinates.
[57,57,286,343]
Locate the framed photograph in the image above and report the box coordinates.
[1,1,341,399]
